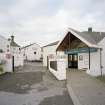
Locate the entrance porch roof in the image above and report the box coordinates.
[56,28,105,51]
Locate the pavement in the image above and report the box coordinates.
[67,69,105,105]
[0,62,73,105]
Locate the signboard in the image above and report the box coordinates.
[65,48,97,54]
[49,54,66,60]
[48,54,55,59]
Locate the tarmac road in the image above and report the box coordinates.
[0,62,73,105]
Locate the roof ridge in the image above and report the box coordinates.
[21,42,40,49]
[43,41,59,48]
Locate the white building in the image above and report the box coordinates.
[0,35,12,73]
[21,43,42,61]
[42,41,59,67]
[10,35,24,67]
[56,27,105,76]
[0,35,10,53]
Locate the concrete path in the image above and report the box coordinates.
[0,62,73,105]
[67,70,105,105]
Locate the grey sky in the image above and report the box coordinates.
[0,0,105,46]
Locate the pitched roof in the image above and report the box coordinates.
[82,31,105,43]
[70,28,105,45]
[0,35,8,41]
[56,28,105,50]
[70,28,105,46]
[43,41,59,48]
[21,43,40,49]
[10,41,20,47]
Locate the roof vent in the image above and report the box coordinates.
[88,27,92,32]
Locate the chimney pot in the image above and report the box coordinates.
[88,27,92,32]
[8,38,11,41]
[11,35,14,42]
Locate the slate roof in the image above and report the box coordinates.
[43,41,59,48]
[10,41,20,47]
[56,28,105,51]
[69,28,105,45]
[82,31,105,44]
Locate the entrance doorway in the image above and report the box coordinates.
[68,54,78,68]
[47,56,49,69]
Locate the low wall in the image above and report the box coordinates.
[14,54,24,67]
[49,55,66,80]
[0,53,12,72]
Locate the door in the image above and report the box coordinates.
[68,54,78,68]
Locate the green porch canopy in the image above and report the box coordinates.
[65,48,98,54]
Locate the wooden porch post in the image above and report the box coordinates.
[89,47,90,70]
[12,56,14,72]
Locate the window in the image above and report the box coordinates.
[19,48,21,51]
[7,49,9,52]
[74,55,78,61]
[0,49,3,53]
[68,55,72,61]
[34,52,36,54]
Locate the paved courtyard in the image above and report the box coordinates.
[0,62,73,105]
[67,69,105,105]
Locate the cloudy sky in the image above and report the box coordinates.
[0,0,105,46]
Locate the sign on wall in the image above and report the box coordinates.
[6,54,12,59]
[79,55,83,61]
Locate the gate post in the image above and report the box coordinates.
[12,56,14,72]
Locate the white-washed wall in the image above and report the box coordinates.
[0,35,10,53]
[43,45,57,66]
[10,46,24,67]
[78,51,101,76]
[22,44,41,61]
[14,53,24,67]
[0,36,12,72]
[0,53,12,72]
[21,49,26,60]
[87,50,101,76]
[49,55,66,80]
[98,37,105,75]
[11,47,20,54]
[78,53,89,70]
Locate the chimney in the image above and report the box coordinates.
[8,38,11,41]
[11,35,14,42]
[88,27,92,32]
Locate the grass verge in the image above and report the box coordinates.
[96,75,105,83]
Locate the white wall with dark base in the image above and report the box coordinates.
[49,56,66,80]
